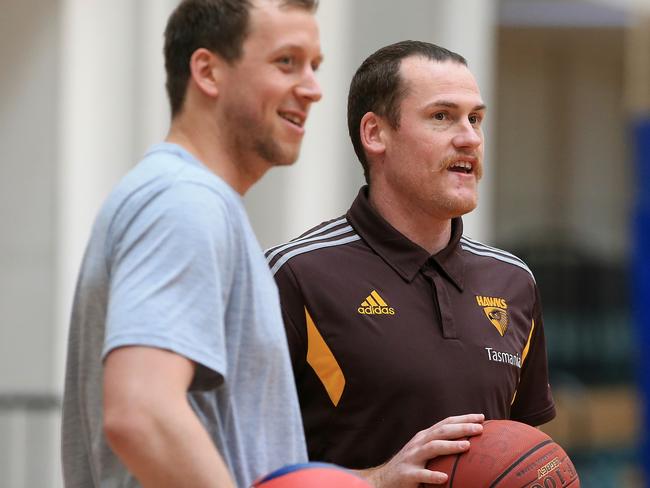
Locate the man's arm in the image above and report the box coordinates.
[103,346,235,488]
[510,285,556,426]
[355,414,485,488]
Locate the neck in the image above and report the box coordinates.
[368,185,452,255]
[166,111,267,195]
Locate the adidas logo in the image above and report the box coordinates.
[358,290,396,315]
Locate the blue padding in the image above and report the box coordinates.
[257,462,342,483]
[632,116,650,482]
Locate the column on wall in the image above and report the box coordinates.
[245,0,357,248]
[281,0,358,241]
[0,2,61,486]
[56,0,137,386]
[55,0,174,388]
[54,1,175,485]
[432,0,498,242]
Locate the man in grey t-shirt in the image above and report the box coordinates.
[61,1,323,486]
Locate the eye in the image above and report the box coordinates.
[469,114,483,125]
[276,55,296,67]
[433,112,447,121]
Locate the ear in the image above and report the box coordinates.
[359,112,386,158]
[189,48,223,98]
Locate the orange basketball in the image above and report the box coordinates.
[426,420,580,487]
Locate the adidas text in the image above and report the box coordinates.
[358,306,395,315]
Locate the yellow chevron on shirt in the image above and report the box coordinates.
[305,307,345,406]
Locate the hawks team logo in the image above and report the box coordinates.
[475,295,509,336]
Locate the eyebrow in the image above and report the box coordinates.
[427,100,487,112]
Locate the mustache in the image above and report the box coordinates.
[436,154,483,179]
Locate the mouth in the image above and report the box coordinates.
[447,159,475,175]
[279,110,305,129]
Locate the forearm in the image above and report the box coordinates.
[103,347,236,488]
[106,397,235,488]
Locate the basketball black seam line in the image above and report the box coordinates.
[448,450,463,488]
[488,439,554,488]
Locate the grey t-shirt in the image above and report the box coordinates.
[61,143,307,488]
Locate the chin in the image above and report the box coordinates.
[256,140,300,167]
[272,158,297,168]
[278,141,303,166]
[271,148,300,167]
[446,197,478,217]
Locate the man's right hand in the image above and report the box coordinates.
[357,413,485,488]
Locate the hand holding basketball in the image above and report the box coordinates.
[425,420,580,487]
[363,413,485,488]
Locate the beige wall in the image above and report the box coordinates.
[0,2,61,485]
[496,27,629,260]
[0,0,59,393]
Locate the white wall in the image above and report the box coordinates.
[0,1,62,485]
[56,0,176,388]
[0,0,59,394]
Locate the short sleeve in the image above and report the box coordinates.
[510,285,556,425]
[103,182,234,390]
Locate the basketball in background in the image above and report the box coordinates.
[252,462,372,488]
[426,419,580,487]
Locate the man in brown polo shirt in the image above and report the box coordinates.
[266,40,555,487]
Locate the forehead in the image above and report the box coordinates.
[398,57,483,108]
[244,0,321,56]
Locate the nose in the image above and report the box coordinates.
[295,67,322,104]
[452,121,482,150]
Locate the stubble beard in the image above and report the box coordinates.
[436,173,479,217]
[440,192,478,217]
[253,135,299,167]
[226,104,300,168]
[435,156,482,217]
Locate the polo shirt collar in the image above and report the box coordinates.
[346,186,465,290]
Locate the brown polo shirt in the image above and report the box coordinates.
[266,187,555,469]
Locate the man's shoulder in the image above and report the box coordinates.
[103,150,240,229]
[458,234,536,284]
[264,215,361,276]
[119,148,234,206]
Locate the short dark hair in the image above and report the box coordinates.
[164,0,319,118]
[347,40,467,183]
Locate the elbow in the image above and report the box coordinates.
[104,407,139,454]
[103,396,154,456]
